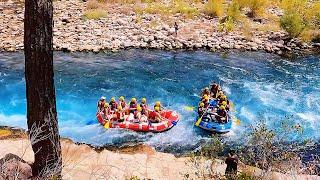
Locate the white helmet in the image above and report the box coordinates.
[100,96,106,100]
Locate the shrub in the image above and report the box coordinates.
[281,0,307,14]
[247,0,268,17]
[227,1,242,21]
[144,2,170,15]
[174,0,199,18]
[84,9,108,20]
[233,0,268,17]
[218,16,235,32]
[309,2,320,28]
[280,11,306,39]
[203,0,224,18]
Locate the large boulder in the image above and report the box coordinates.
[0,153,32,179]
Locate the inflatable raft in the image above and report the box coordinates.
[195,115,232,133]
[195,99,232,133]
[97,110,180,133]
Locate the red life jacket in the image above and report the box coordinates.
[149,111,157,120]
[120,101,126,108]
[134,111,141,119]
[109,102,118,111]
[98,101,105,111]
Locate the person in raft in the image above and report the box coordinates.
[140,98,149,117]
[118,96,126,109]
[103,103,110,119]
[218,100,230,111]
[154,101,163,111]
[116,105,125,122]
[149,106,164,123]
[201,87,210,97]
[133,105,142,122]
[215,105,227,123]
[129,98,138,114]
[198,102,206,117]
[201,95,210,108]
[218,95,230,110]
[109,97,118,112]
[210,82,221,98]
[97,96,106,112]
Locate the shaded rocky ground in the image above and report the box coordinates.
[0,127,319,179]
[0,0,319,54]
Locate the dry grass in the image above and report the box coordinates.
[203,0,224,18]
[84,0,108,20]
[300,29,320,42]
[84,9,108,20]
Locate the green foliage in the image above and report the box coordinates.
[234,0,268,17]
[218,17,235,32]
[198,135,224,159]
[203,0,224,17]
[281,0,307,14]
[174,0,199,18]
[280,10,306,39]
[83,9,108,20]
[227,1,242,21]
[237,172,256,180]
[309,2,320,28]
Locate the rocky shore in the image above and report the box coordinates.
[0,0,319,54]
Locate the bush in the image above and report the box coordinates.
[247,0,268,17]
[227,1,242,21]
[309,2,320,28]
[234,0,267,17]
[280,12,306,39]
[218,16,235,32]
[83,9,108,20]
[203,0,224,18]
[174,0,199,18]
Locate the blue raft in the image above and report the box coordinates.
[194,100,232,133]
[195,117,232,133]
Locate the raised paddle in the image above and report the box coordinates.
[195,106,209,126]
[184,106,195,111]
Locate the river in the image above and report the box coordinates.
[0,50,319,155]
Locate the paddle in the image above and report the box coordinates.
[104,110,116,129]
[195,106,209,127]
[184,106,195,111]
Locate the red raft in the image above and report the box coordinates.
[97,110,180,133]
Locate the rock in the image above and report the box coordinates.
[313,43,320,48]
[167,28,175,36]
[0,154,32,179]
[234,44,241,49]
[62,18,70,23]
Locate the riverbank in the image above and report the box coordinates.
[0,127,319,179]
[0,0,319,54]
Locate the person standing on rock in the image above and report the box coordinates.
[174,22,179,37]
[225,149,238,179]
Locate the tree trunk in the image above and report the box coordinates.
[24,0,62,177]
